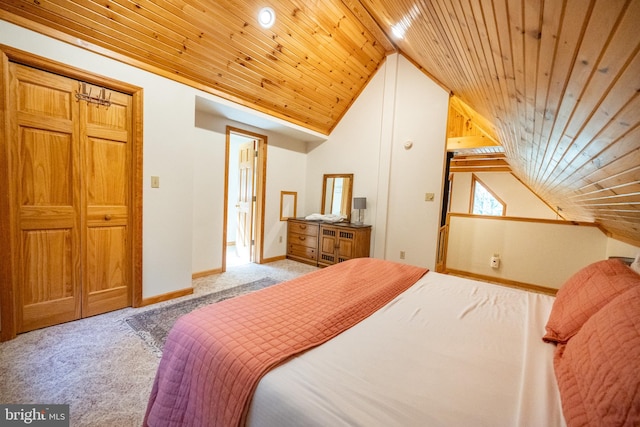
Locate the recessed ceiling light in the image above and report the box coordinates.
[258,7,276,29]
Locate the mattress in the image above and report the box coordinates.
[246,272,566,427]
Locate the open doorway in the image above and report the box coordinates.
[223,126,267,271]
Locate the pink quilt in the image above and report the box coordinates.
[144,258,428,427]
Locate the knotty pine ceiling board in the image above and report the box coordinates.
[361,0,640,244]
[0,0,389,133]
[2,0,639,244]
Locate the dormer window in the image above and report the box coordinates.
[471,174,505,216]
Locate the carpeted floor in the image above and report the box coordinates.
[0,260,316,426]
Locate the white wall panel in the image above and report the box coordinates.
[306,54,449,268]
[385,56,449,268]
[446,215,608,289]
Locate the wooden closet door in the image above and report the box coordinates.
[8,64,133,331]
[80,84,132,317]
[9,63,82,332]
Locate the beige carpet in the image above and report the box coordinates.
[0,260,317,426]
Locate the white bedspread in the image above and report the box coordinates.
[246,272,565,427]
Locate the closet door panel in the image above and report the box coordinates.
[86,136,127,205]
[9,63,82,333]
[15,67,73,120]
[20,229,78,332]
[84,226,128,317]
[19,128,72,206]
[81,87,132,317]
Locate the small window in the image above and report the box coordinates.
[471,175,506,216]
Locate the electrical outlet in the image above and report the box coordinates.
[400,251,406,259]
[490,254,500,269]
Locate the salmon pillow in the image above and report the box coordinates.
[543,259,640,344]
[554,286,640,426]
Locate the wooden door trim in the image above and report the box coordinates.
[0,45,144,341]
[222,126,267,272]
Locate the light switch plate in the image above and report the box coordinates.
[425,192,435,201]
[151,176,160,188]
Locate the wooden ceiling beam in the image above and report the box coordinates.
[447,135,499,151]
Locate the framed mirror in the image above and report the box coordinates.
[321,173,353,222]
[280,191,297,220]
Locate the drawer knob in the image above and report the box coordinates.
[299,236,306,241]
[104,214,112,221]
[300,225,307,229]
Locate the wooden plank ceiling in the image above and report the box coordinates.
[1,0,639,245]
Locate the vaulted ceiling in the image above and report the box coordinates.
[1,0,638,245]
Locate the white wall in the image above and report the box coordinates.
[606,238,640,259]
[385,56,449,267]
[446,172,640,286]
[446,215,608,289]
[192,111,309,271]
[0,20,201,298]
[304,60,387,223]
[190,121,226,276]
[451,172,557,219]
[305,54,449,269]
[1,20,312,298]
[263,139,308,259]
[1,21,450,298]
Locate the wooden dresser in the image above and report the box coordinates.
[287,218,371,267]
[286,219,320,266]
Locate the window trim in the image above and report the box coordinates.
[469,174,507,216]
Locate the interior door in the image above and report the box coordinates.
[8,63,82,332]
[236,140,255,260]
[81,84,132,317]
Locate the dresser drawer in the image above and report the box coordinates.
[287,243,317,261]
[288,232,317,249]
[288,221,319,237]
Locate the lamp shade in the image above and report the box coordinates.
[353,197,367,209]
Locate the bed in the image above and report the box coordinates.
[144,257,640,427]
